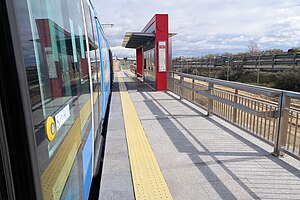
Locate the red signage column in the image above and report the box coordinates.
[136,47,143,77]
[36,19,63,97]
[136,14,169,91]
[155,14,168,91]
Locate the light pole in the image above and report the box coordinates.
[257,55,261,85]
[101,23,114,28]
[227,57,230,81]
[222,56,230,81]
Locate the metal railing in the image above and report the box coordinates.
[167,71,300,159]
[173,53,300,70]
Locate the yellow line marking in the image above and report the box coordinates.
[118,73,173,200]
[80,98,92,131]
[42,96,93,200]
[42,117,81,200]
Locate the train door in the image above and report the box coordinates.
[0,103,14,200]
[11,0,97,199]
[0,0,43,199]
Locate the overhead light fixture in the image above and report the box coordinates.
[102,23,114,28]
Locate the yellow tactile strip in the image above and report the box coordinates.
[41,117,81,200]
[118,74,173,200]
[42,96,93,200]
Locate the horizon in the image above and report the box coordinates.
[94,1,300,58]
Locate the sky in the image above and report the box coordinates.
[93,0,300,58]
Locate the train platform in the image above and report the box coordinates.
[99,70,300,200]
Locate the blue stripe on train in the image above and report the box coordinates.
[82,129,93,200]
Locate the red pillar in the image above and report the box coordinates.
[136,47,143,77]
[36,19,63,97]
[155,14,168,91]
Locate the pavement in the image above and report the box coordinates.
[100,70,300,200]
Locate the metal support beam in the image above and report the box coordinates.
[233,89,238,123]
[273,93,291,156]
[207,83,214,116]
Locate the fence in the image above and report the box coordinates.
[167,71,300,159]
[173,53,300,70]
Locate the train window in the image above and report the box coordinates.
[100,33,110,87]
[91,12,103,129]
[83,1,102,133]
[14,0,94,199]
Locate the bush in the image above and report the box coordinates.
[274,70,300,92]
[217,66,244,81]
[181,67,195,74]
[236,71,277,87]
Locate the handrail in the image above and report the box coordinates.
[284,91,300,99]
[171,71,282,96]
[174,82,277,118]
[173,53,300,68]
[167,70,300,160]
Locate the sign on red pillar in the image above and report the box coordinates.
[158,41,167,72]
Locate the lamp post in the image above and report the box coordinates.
[257,55,261,85]
[101,23,114,28]
[222,56,230,81]
[227,57,230,81]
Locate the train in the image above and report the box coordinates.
[0,0,113,199]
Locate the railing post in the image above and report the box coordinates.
[186,60,189,74]
[257,55,261,85]
[171,71,175,91]
[272,55,275,70]
[179,75,184,100]
[207,82,214,116]
[171,72,175,92]
[167,71,171,91]
[192,79,195,102]
[233,89,238,123]
[227,57,230,81]
[196,60,199,75]
[293,53,296,70]
[181,61,183,72]
[273,92,291,156]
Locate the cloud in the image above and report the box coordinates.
[94,0,300,57]
[110,46,135,58]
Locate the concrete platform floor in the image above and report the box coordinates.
[100,71,300,200]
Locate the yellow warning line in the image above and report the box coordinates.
[118,73,173,200]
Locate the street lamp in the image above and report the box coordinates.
[222,56,230,81]
[227,57,230,81]
[101,23,114,28]
[257,55,261,85]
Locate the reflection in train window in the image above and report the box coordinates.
[143,48,156,89]
[15,0,96,199]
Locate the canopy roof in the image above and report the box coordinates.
[122,32,155,49]
[122,32,177,49]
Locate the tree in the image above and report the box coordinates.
[261,48,284,56]
[222,52,233,57]
[202,53,218,59]
[248,40,260,55]
[287,47,300,54]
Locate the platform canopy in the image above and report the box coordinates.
[122,32,155,49]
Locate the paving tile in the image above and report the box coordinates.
[129,89,300,200]
[100,172,134,200]
[99,91,134,200]
[102,75,300,200]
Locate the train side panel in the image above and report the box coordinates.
[12,0,112,199]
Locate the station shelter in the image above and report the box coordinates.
[122,14,175,91]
